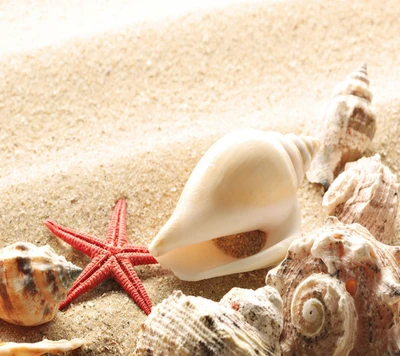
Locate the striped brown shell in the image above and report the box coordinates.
[0,242,81,326]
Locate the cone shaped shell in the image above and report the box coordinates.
[150,129,320,281]
[266,217,400,355]
[306,63,376,190]
[0,242,82,326]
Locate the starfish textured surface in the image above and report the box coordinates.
[45,199,158,315]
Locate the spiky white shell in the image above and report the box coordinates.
[134,286,283,355]
[0,242,82,326]
[306,63,376,190]
[266,217,400,355]
[323,154,399,244]
[0,338,85,355]
[150,129,320,281]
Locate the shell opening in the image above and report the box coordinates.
[212,230,267,259]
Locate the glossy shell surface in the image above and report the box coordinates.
[0,242,82,326]
[150,129,320,281]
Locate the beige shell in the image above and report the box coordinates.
[0,242,82,326]
[306,63,376,190]
[134,285,283,355]
[0,338,85,355]
[150,129,320,281]
[323,154,399,244]
[265,217,400,355]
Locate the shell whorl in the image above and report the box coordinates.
[290,274,357,355]
[0,242,82,326]
[276,133,320,187]
[332,62,372,102]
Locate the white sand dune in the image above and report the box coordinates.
[1,0,400,354]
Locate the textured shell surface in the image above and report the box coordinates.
[0,242,82,326]
[150,128,320,281]
[265,217,400,356]
[134,286,283,356]
[306,63,377,191]
[323,154,399,244]
[0,338,85,356]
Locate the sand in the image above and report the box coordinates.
[1,0,400,354]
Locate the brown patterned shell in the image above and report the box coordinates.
[134,286,283,356]
[265,217,400,356]
[306,63,376,191]
[0,242,82,326]
[323,154,399,244]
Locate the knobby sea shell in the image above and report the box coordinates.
[0,242,82,326]
[323,154,399,244]
[265,217,400,355]
[306,63,376,191]
[150,129,320,281]
[0,338,85,355]
[134,285,283,355]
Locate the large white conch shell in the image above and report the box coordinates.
[150,129,320,281]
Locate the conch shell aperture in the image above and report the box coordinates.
[0,242,82,326]
[306,63,377,190]
[150,129,320,281]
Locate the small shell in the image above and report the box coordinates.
[266,217,400,355]
[306,63,377,190]
[323,154,399,244]
[0,242,82,326]
[0,338,85,355]
[150,129,320,281]
[134,286,283,355]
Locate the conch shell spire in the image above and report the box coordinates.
[306,63,376,190]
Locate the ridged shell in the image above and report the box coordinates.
[134,286,283,355]
[323,154,399,244]
[0,338,85,355]
[306,63,377,191]
[266,217,400,355]
[150,129,320,281]
[0,242,82,326]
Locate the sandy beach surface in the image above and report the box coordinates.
[1,0,400,354]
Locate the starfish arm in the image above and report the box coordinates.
[59,257,112,310]
[111,258,153,315]
[45,220,107,257]
[120,245,154,254]
[122,253,158,265]
[105,199,128,247]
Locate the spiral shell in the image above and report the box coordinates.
[0,338,85,355]
[134,286,283,355]
[266,217,400,355]
[0,242,82,326]
[149,129,320,281]
[323,154,399,244]
[306,63,376,190]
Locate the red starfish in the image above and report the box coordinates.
[44,199,158,315]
